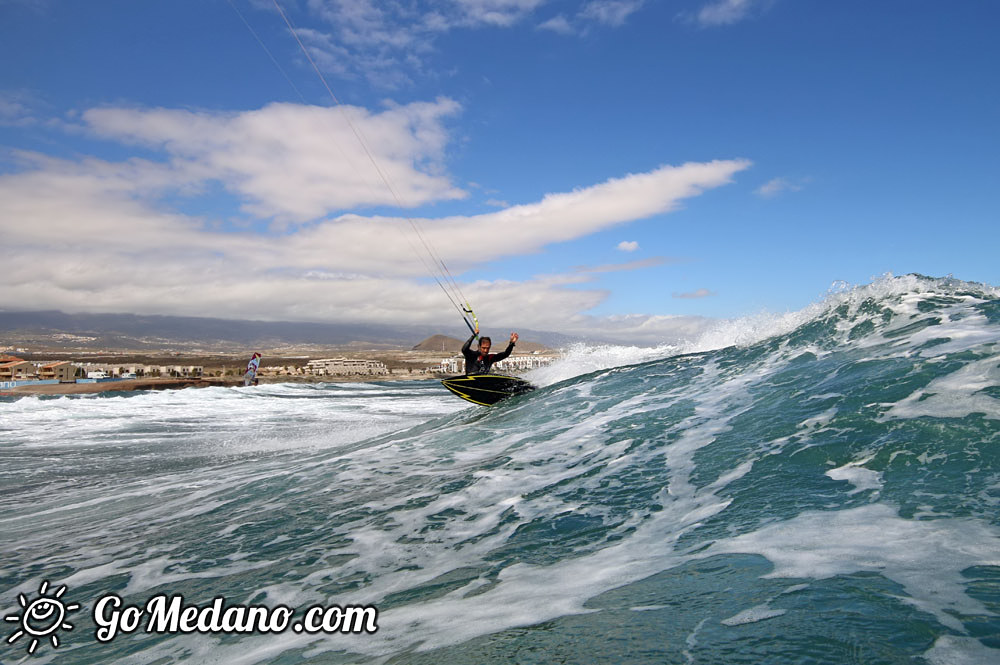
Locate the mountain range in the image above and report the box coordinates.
[0,310,578,351]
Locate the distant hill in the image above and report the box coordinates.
[0,310,580,351]
[413,334,551,354]
[0,310,418,349]
[413,335,464,352]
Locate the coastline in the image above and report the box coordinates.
[0,341,555,398]
[3,374,441,396]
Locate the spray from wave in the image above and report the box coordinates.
[532,272,1000,385]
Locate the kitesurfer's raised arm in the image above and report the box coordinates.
[461,323,481,374]
[461,322,479,356]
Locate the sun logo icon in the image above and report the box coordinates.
[5,580,80,654]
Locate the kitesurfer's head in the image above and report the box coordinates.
[479,337,492,353]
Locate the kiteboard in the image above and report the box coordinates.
[441,374,535,406]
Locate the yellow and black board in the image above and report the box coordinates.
[441,374,535,406]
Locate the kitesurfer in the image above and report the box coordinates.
[462,325,518,375]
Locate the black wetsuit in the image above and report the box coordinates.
[462,334,515,375]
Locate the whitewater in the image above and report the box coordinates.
[2,274,998,664]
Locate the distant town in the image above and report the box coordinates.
[0,333,558,392]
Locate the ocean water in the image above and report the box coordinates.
[1,274,999,664]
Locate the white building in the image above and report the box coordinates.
[435,357,463,374]
[305,358,388,376]
[493,355,554,372]
[77,363,203,378]
[435,354,554,374]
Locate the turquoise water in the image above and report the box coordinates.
[1,275,998,664]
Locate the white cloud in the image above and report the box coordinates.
[0,0,49,13]
[261,0,652,87]
[673,288,715,299]
[81,99,466,224]
[0,100,750,341]
[580,0,646,28]
[617,240,639,252]
[537,15,574,34]
[0,90,40,127]
[294,0,549,87]
[536,1,646,36]
[695,0,765,27]
[529,312,713,345]
[452,0,548,27]
[756,176,804,198]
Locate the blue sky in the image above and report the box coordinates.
[1,0,997,343]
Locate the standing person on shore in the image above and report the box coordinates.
[243,352,261,387]
[461,325,518,375]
